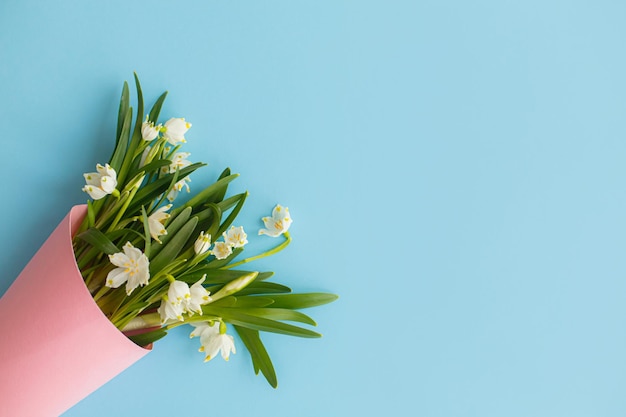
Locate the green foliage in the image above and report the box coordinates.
[73,75,337,388]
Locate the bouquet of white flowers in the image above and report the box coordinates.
[0,74,336,417]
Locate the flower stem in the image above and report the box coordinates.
[223,232,291,269]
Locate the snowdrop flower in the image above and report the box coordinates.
[162,152,192,175]
[212,241,232,260]
[259,205,293,237]
[168,279,191,306]
[148,204,172,243]
[157,296,184,323]
[194,231,212,255]
[162,117,191,145]
[190,322,236,362]
[82,163,118,200]
[106,242,150,295]
[141,116,161,141]
[187,276,212,315]
[223,226,248,248]
[166,177,191,202]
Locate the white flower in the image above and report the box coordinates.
[190,322,236,362]
[194,231,212,255]
[141,116,161,141]
[187,276,212,315]
[223,226,248,248]
[162,117,191,145]
[259,205,293,237]
[106,242,150,295]
[158,296,184,323]
[212,241,232,260]
[82,163,118,200]
[168,280,191,305]
[161,152,193,175]
[166,178,191,202]
[148,204,172,243]
[169,152,192,173]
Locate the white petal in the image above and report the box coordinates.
[108,252,130,268]
[212,241,232,260]
[83,185,107,200]
[99,175,117,194]
[168,280,191,305]
[83,172,102,186]
[158,299,184,323]
[105,268,128,288]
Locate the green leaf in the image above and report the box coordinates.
[131,72,145,145]
[172,173,239,216]
[179,269,272,284]
[141,206,151,258]
[212,167,231,203]
[217,192,247,236]
[87,200,95,228]
[149,216,198,274]
[230,296,275,308]
[235,326,278,388]
[76,228,120,255]
[264,293,339,310]
[237,308,317,326]
[192,204,221,246]
[110,107,132,173]
[235,282,292,296]
[203,307,322,338]
[209,296,238,307]
[148,91,168,123]
[117,81,130,140]
[216,193,248,212]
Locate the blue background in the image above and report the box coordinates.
[2,1,626,416]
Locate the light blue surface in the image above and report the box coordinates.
[2,0,626,416]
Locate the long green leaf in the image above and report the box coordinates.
[116,81,130,140]
[77,228,120,255]
[131,72,145,144]
[110,107,132,173]
[203,307,321,338]
[217,192,247,236]
[171,173,239,217]
[237,308,317,326]
[236,282,292,296]
[235,326,278,388]
[264,293,339,310]
[148,91,168,123]
[179,269,272,284]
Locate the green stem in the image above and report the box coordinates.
[223,232,291,270]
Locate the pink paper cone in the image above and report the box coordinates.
[0,205,150,416]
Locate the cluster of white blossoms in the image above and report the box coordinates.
[85,113,294,364]
[142,116,192,146]
[105,242,150,295]
[193,225,249,260]
[190,321,236,362]
[83,116,191,201]
[82,163,118,200]
[157,276,212,323]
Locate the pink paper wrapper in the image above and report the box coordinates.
[0,205,150,416]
